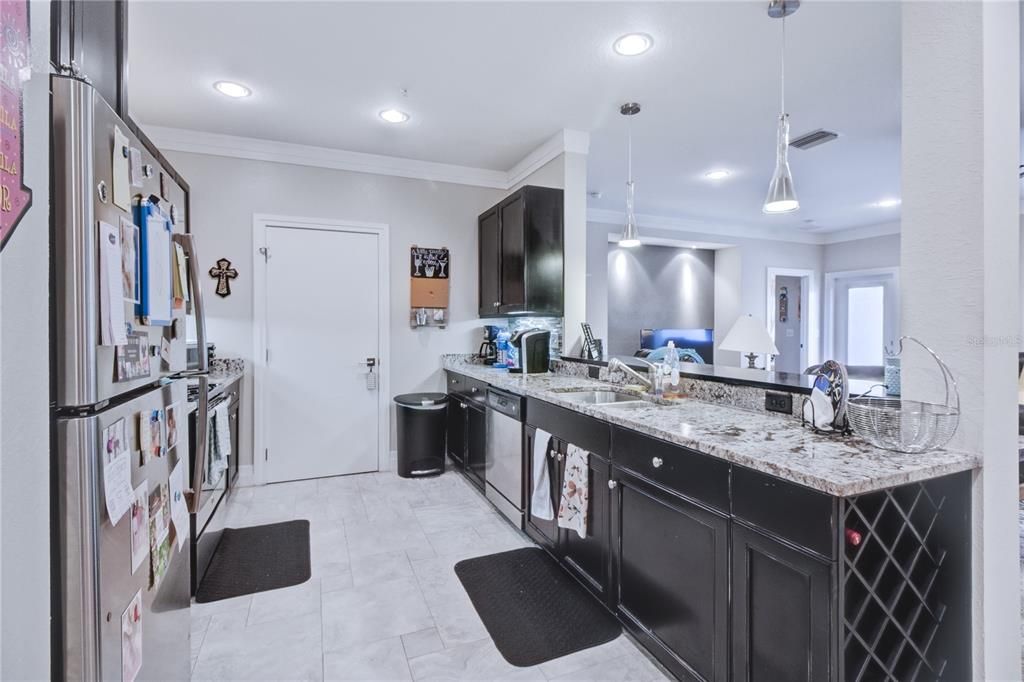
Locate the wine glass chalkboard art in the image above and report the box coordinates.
[410,247,449,328]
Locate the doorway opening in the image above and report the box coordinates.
[766,267,819,373]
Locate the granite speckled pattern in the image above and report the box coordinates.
[442,356,980,497]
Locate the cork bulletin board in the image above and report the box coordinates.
[410,246,449,327]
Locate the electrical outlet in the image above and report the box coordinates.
[765,391,793,414]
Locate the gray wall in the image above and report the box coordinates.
[823,233,901,273]
[606,243,715,356]
[1,2,52,676]
[165,150,505,467]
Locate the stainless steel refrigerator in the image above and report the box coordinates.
[52,75,209,681]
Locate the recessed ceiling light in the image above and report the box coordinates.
[704,169,731,180]
[379,109,410,124]
[213,81,251,98]
[613,33,653,57]
[874,197,901,208]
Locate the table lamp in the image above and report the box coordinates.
[719,314,779,369]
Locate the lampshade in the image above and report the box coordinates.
[720,315,779,356]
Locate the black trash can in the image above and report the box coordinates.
[394,393,448,478]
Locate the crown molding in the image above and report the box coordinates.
[588,208,908,247]
[587,208,826,245]
[142,124,589,191]
[819,220,901,244]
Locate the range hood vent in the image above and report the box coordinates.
[790,129,839,150]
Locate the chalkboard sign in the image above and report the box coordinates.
[411,247,449,279]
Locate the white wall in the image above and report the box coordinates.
[164,150,504,466]
[1,2,51,677]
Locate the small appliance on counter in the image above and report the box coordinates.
[508,329,551,374]
[478,325,501,362]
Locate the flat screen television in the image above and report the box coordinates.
[640,328,715,364]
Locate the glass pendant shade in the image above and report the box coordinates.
[620,180,640,247]
[763,113,799,214]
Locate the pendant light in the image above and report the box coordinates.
[763,0,800,214]
[620,102,642,247]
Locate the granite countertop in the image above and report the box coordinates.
[442,356,980,497]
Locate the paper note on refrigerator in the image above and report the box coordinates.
[144,215,173,325]
[172,242,188,307]
[101,418,133,525]
[112,126,132,210]
[168,461,189,551]
[129,481,149,574]
[98,221,128,346]
[121,590,143,682]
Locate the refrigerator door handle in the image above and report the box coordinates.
[188,373,209,514]
[173,233,209,374]
[175,233,209,513]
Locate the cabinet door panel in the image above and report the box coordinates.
[478,208,501,316]
[615,473,728,681]
[731,524,833,682]
[561,454,610,601]
[445,398,466,467]
[498,193,526,311]
[465,404,486,489]
[524,428,560,552]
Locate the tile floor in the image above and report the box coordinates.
[190,469,669,681]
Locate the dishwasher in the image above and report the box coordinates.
[484,387,525,528]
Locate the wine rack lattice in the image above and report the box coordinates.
[842,482,949,682]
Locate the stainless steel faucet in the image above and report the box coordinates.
[608,358,662,396]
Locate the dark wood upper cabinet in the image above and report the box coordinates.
[478,207,501,316]
[478,186,563,317]
[51,0,129,116]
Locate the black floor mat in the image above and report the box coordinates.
[454,547,621,667]
[195,520,311,603]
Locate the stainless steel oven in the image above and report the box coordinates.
[187,381,239,594]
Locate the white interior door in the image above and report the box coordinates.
[264,225,381,482]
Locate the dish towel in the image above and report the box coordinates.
[207,403,230,480]
[557,444,590,539]
[530,429,554,521]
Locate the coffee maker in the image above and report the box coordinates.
[478,325,502,362]
[508,329,551,374]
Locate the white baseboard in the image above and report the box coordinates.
[235,464,256,488]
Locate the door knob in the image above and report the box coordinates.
[652,457,663,468]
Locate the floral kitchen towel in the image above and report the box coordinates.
[557,444,590,539]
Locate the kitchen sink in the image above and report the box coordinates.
[556,390,644,405]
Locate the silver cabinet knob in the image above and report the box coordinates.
[608,480,618,490]
[460,403,467,410]
[494,301,501,307]
[556,453,563,462]
[471,387,478,393]
[652,457,663,468]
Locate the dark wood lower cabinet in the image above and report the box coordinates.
[730,523,833,682]
[612,469,729,682]
[560,451,611,604]
[464,403,486,489]
[445,398,466,468]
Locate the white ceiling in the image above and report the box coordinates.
[128,1,903,234]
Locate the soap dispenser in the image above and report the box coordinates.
[664,341,682,398]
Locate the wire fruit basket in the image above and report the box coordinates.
[846,336,960,453]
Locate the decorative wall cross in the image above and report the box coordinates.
[209,258,238,297]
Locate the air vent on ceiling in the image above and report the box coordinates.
[790,129,839,150]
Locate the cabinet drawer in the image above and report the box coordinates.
[445,371,465,394]
[612,428,729,513]
[526,399,609,458]
[731,467,837,560]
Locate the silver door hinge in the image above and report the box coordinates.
[265,448,269,461]
[266,348,270,363]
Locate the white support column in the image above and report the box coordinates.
[902,3,1020,679]
[562,149,589,356]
